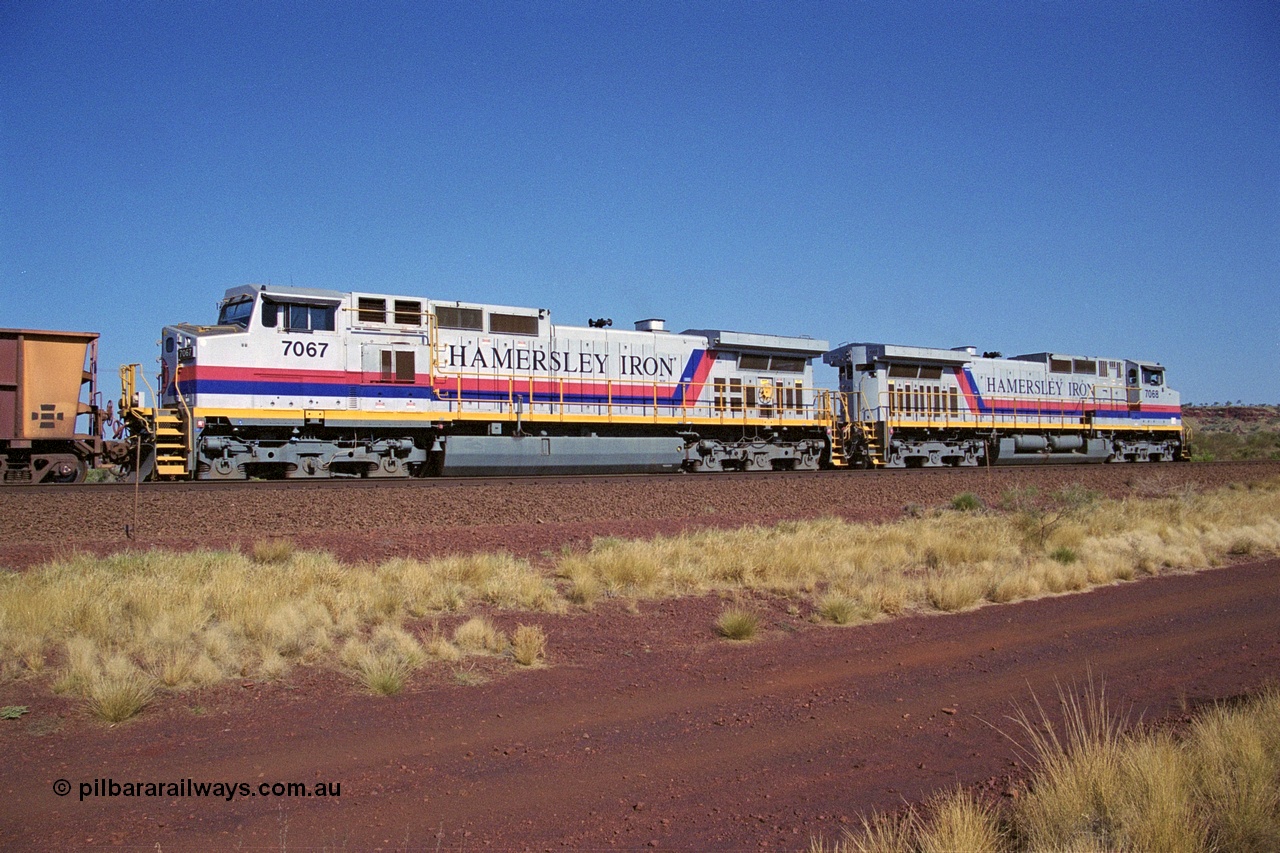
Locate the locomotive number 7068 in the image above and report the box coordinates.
[282,340,329,358]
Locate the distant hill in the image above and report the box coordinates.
[1183,405,1280,461]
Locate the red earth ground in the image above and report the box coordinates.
[2,461,1279,851]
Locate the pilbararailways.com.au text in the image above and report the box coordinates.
[55,778,341,802]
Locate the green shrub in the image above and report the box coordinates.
[1050,546,1079,565]
[715,608,759,640]
[817,593,860,625]
[951,492,983,512]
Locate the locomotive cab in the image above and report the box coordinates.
[161,285,344,410]
[1124,360,1180,419]
[160,287,262,408]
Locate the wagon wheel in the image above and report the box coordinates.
[34,454,87,484]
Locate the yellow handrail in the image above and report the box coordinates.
[428,366,826,424]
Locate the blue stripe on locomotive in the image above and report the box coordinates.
[176,350,712,407]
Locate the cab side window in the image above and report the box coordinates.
[261,300,336,332]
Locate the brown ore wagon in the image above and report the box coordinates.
[0,328,117,484]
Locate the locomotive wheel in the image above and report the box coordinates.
[33,454,87,485]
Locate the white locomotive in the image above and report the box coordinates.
[824,342,1183,467]
[143,284,831,479]
[104,284,1187,481]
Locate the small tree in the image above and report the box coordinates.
[1001,485,1099,549]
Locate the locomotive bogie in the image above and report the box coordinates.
[686,434,826,472]
[195,431,430,480]
[884,436,987,468]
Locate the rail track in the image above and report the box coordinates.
[0,457,1257,498]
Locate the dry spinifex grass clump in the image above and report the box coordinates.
[812,683,1280,853]
[0,546,557,717]
[340,625,427,696]
[510,624,547,666]
[452,616,506,654]
[1008,680,1280,852]
[714,608,759,641]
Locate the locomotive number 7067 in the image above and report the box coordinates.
[282,340,329,358]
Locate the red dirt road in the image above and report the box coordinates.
[4,558,1278,851]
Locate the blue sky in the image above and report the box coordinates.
[3,1,1276,403]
